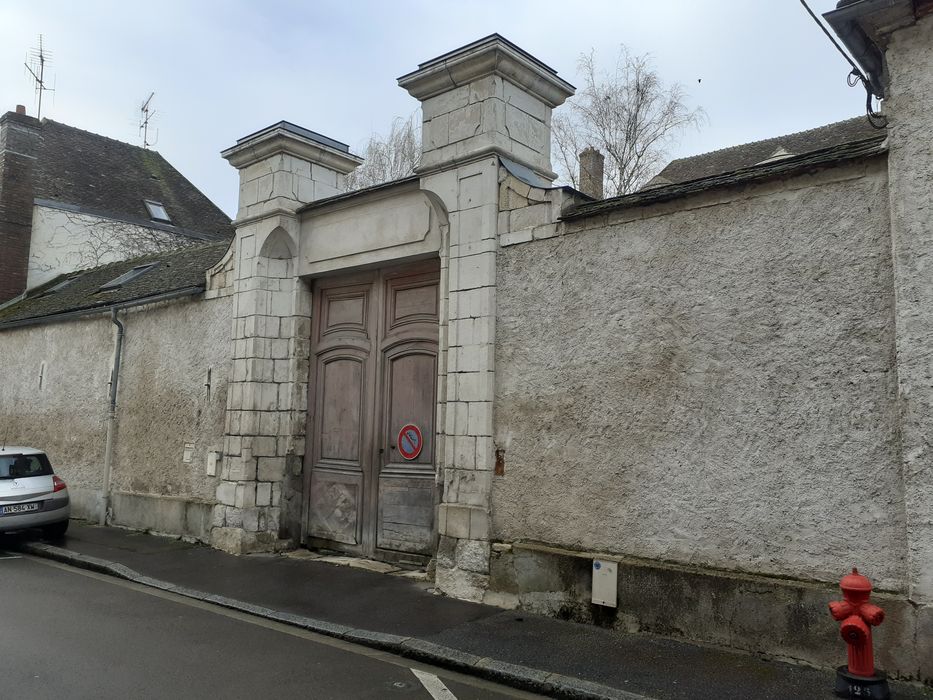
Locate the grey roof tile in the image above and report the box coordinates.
[564,134,887,221]
[650,116,880,185]
[32,119,233,241]
[0,241,230,326]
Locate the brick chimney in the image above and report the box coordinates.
[0,109,42,303]
[579,146,604,199]
[15,105,25,115]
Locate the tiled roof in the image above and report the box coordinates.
[0,241,230,326]
[563,133,887,221]
[28,117,233,241]
[648,117,880,186]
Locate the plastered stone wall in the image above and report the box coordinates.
[492,159,906,591]
[884,12,933,605]
[0,316,111,512]
[0,294,232,536]
[111,297,231,502]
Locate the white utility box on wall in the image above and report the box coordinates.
[592,559,618,607]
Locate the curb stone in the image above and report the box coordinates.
[20,542,650,700]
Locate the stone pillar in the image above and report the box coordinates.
[883,12,933,604]
[578,146,604,199]
[399,35,573,600]
[214,123,361,554]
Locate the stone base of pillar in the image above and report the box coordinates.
[209,526,293,555]
[435,563,489,603]
[434,533,490,602]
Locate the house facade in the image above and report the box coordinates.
[1,1,931,683]
[0,109,232,303]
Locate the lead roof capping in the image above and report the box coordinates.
[221,120,363,173]
[99,262,160,292]
[234,121,351,153]
[397,33,575,107]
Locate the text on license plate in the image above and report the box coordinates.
[1,502,41,515]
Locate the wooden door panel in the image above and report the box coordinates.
[384,350,436,468]
[307,277,374,554]
[306,261,439,560]
[319,357,363,463]
[390,284,438,326]
[377,477,435,554]
[321,290,368,336]
[308,471,361,545]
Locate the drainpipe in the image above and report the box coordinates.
[100,308,125,526]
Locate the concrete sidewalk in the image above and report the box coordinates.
[12,522,933,700]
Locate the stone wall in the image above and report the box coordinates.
[0,294,232,539]
[489,155,933,678]
[210,219,311,553]
[213,122,363,555]
[884,11,933,606]
[401,33,575,603]
[493,158,903,588]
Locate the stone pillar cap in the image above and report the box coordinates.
[398,33,575,108]
[222,120,363,174]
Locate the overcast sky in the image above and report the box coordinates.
[1,1,865,217]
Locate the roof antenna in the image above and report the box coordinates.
[799,0,886,129]
[24,34,54,120]
[139,92,158,149]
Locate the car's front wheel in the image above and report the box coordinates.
[42,520,69,540]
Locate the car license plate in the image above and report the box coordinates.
[1,502,41,515]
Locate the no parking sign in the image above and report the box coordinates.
[397,424,423,460]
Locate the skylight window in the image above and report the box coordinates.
[99,263,160,291]
[40,276,78,296]
[144,200,171,223]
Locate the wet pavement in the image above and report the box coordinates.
[7,523,933,700]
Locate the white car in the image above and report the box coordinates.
[0,447,70,538]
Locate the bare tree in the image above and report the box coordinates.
[552,48,705,198]
[346,114,421,191]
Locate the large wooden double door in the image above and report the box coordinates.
[305,260,440,563]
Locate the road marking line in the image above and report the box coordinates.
[411,668,458,700]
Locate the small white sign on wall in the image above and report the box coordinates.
[206,451,219,477]
[592,559,618,607]
[182,442,195,464]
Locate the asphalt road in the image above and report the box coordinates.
[0,551,542,700]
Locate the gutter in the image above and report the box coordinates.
[0,285,205,330]
[100,308,125,526]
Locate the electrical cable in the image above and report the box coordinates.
[799,0,887,129]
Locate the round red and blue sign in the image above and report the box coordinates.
[397,423,423,460]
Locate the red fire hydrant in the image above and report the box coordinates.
[828,568,889,699]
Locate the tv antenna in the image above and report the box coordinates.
[139,92,158,149]
[24,35,54,120]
